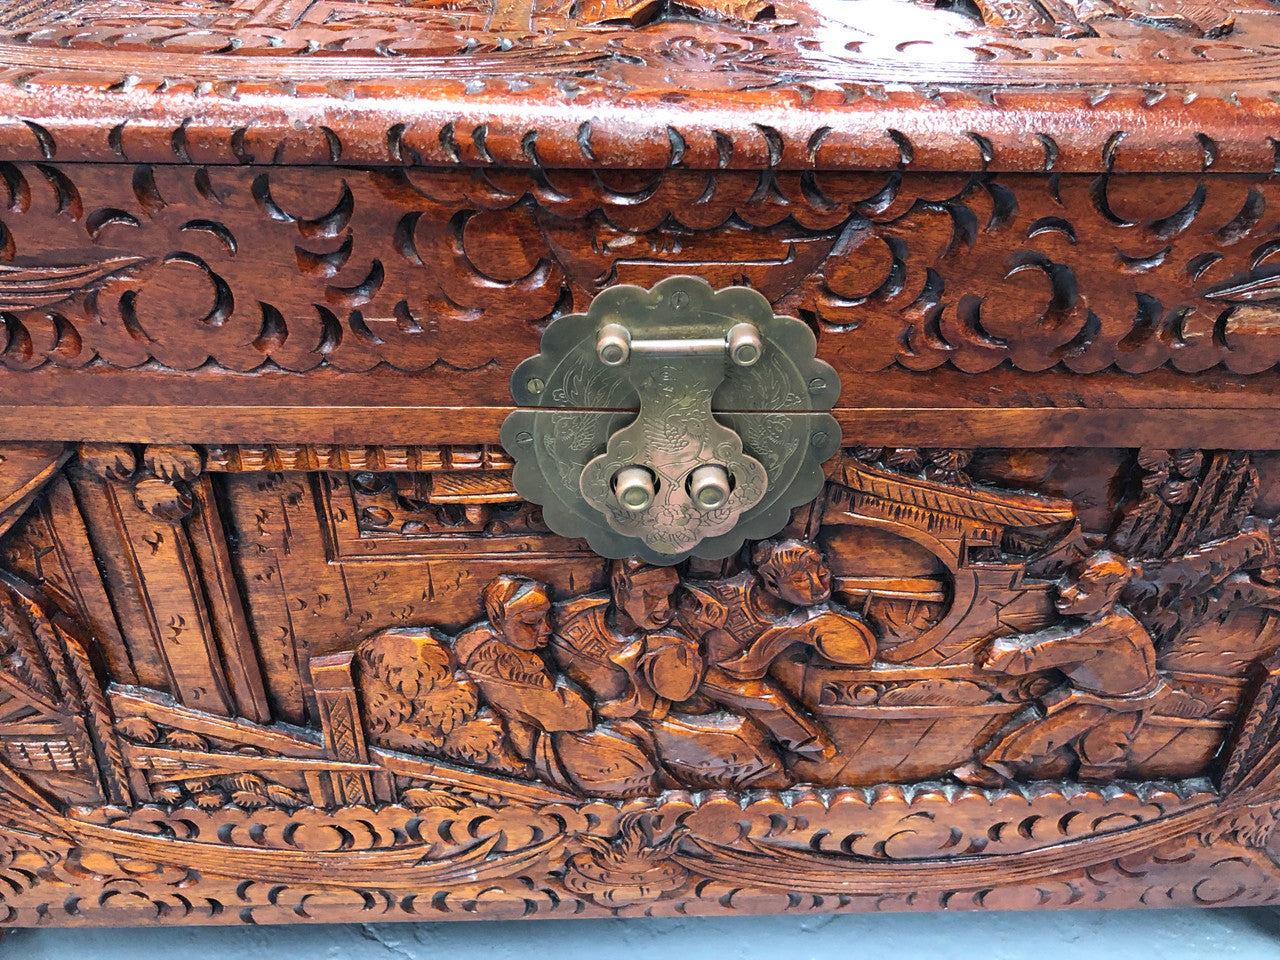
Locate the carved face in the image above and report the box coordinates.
[676,586,727,636]
[1136,450,1170,491]
[496,588,553,650]
[614,565,680,630]
[761,547,832,606]
[1056,555,1129,619]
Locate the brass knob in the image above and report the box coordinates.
[597,323,631,366]
[614,465,656,512]
[727,323,762,366]
[689,464,731,510]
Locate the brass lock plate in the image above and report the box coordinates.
[501,277,841,563]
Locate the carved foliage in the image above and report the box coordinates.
[0,0,1272,106]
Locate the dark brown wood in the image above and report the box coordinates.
[0,166,1279,406]
[1,0,1280,931]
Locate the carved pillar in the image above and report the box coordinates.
[184,474,271,724]
[311,651,394,808]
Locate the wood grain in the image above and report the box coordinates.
[0,0,1277,170]
[0,0,1279,930]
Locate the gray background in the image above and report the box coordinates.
[5,909,1280,959]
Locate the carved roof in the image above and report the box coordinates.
[834,456,1078,528]
[0,0,1278,170]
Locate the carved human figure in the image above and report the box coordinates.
[552,559,788,789]
[1109,449,1175,557]
[676,582,838,762]
[690,539,876,680]
[954,551,1163,786]
[551,559,706,721]
[674,541,878,778]
[454,575,659,798]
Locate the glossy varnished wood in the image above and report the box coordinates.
[0,0,1277,170]
[0,0,1279,931]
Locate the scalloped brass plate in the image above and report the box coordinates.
[501,277,841,563]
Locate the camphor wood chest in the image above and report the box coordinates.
[3,0,1280,929]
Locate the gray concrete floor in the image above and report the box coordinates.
[4,909,1280,960]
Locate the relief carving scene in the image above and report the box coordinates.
[0,440,1277,921]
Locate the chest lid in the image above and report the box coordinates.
[0,0,1278,173]
[0,2,1279,451]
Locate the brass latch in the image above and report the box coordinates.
[501,277,841,563]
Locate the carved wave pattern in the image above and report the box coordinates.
[3,784,1279,924]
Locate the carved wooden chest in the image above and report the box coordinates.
[1,0,1280,928]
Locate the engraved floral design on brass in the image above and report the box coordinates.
[502,276,841,562]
